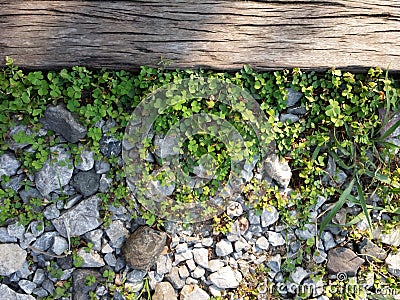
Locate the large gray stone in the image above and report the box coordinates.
[41,104,87,143]
[52,195,102,237]
[71,170,100,197]
[122,226,167,270]
[327,247,364,277]
[0,244,27,276]
[0,152,20,180]
[208,266,240,289]
[34,145,73,196]
[0,284,35,300]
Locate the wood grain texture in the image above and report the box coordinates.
[0,0,399,71]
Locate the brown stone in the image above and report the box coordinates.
[327,247,364,277]
[122,226,167,270]
[153,282,177,300]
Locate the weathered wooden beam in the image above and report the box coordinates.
[0,0,399,71]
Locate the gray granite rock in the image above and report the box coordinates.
[77,248,105,268]
[290,267,309,284]
[179,265,190,279]
[126,269,147,283]
[286,88,303,107]
[280,113,299,123]
[156,255,173,275]
[51,236,69,255]
[266,254,281,274]
[287,106,307,115]
[104,253,117,266]
[84,229,103,251]
[72,269,101,300]
[192,266,205,279]
[322,231,336,251]
[256,236,270,250]
[215,239,233,257]
[122,226,167,270]
[0,227,17,243]
[248,210,261,225]
[33,269,46,285]
[41,104,87,143]
[208,259,225,272]
[43,203,60,220]
[267,231,285,247]
[32,232,57,251]
[209,266,240,289]
[153,282,177,300]
[165,266,185,289]
[385,252,400,278]
[261,205,279,228]
[192,248,209,269]
[19,280,36,295]
[29,221,44,238]
[100,136,122,158]
[295,224,316,240]
[227,201,243,217]
[19,187,41,203]
[105,220,129,248]
[52,195,102,237]
[0,152,21,179]
[99,174,112,193]
[147,179,175,202]
[34,145,73,196]
[95,160,110,174]
[7,222,25,241]
[33,287,48,298]
[180,284,210,300]
[262,154,292,188]
[327,247,364,276]
[154,134,177,159]
[0,244,27,276]
[75,150,94,171]
[372,226,400,247]
[71,170,100,197]
[1,174,24,191]
[0,283,35,300]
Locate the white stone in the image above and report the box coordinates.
[215,239,233,257]
[209,266,240,289]
[267,231,286,247]
[0,244,27,276]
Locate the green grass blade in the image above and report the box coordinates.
[328,150,352,170]
[376,117,400,141]
[364,169,400,188]
[356,175,372,230]
[319,178,355,237]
